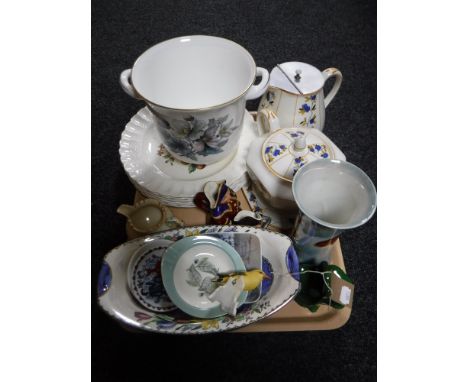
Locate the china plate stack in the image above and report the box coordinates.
[119,108,258,207]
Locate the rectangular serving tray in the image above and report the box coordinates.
[127,190,351,332]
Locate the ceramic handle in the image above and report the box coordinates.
[120,69,144,100]
[245,67,270,100]
[322,68,343,108]
[257,109,281,134]
[116,204,133,217]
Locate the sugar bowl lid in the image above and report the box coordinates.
[270,62,325,95]
[262,127,335,182]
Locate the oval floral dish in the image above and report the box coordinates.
[97,225,300,334]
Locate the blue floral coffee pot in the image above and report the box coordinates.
[257,62,342,132]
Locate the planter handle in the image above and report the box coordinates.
[246,67,270,100]
[119,69,144,100]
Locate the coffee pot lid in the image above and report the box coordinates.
[270,62,325,95]
[262,127,335,182]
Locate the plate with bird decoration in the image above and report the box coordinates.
[97,225,300,334]
[161,236,248,318]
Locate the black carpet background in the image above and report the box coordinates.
[92,0,376,380]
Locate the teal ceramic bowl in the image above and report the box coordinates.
[161,235,248,318]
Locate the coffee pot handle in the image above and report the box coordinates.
[322,68,343,108]
[119,69,144,100]
[245,67,270,100]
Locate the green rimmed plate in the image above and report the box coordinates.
[161,235,248,318]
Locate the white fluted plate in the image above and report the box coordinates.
[120,108,258,206]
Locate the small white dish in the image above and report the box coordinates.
[161,236,248,318]
[120,108,258,206]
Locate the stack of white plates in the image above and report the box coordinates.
[119,108,259,207]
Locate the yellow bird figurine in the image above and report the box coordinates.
[208,269,270,316]
[214,269,270,291]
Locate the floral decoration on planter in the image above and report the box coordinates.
[158,114,239,161]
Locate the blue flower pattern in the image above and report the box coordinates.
[291,144,331,176]
[265,128,332,179]
[287,131,305,139]
[265,144,288,163]
[298,95,317,127]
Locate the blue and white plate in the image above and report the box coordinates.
[127,240,176,312]
[161,236,248,319]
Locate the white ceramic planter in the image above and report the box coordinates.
[120,36,269,165]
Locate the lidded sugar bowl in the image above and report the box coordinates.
[246,125,346,210]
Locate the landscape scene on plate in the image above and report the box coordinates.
[158,114,239,161]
